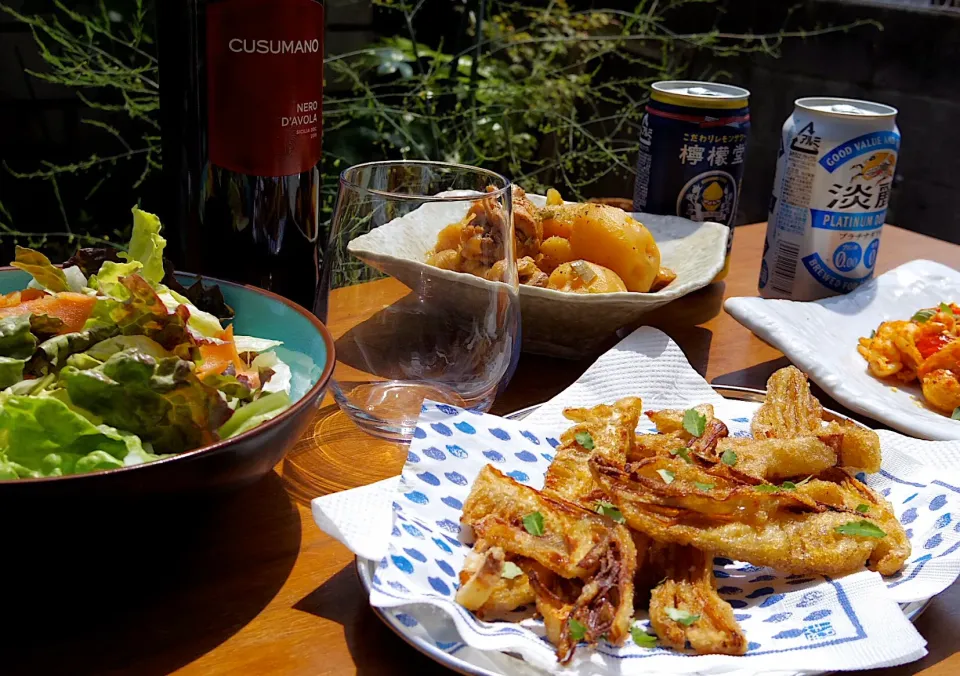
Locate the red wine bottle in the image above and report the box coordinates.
[158,0,324,312]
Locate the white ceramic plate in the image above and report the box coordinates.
[347,193,728,357]
[725,259,960,440]
[354,390,931,676]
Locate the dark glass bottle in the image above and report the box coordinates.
[157,0,324,312]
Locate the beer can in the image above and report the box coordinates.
[633,81,751,280]
[759,97,900,301]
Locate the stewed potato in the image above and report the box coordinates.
[538,236,575,273]
[569,204,660,292]
[548,260,627,294]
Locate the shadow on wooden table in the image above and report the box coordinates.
[0,473,301,676]
[295,564,449,674]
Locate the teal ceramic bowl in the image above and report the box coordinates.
[0,269,335,499]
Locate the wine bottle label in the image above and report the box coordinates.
[206,0,324,177]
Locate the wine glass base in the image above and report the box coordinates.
[334,380,495,441]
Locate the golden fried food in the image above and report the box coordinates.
[858,303,960,415]
[455,365,906,663]
[537,236,575,273]
[752,366,823,439]
[569,203,661,292]
[547,260,627,294]
[590,454,907,577]
[718,437,837,482]
[648,544,746,655]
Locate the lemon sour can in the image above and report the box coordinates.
[759,97,900,301]
[632,81,751,280]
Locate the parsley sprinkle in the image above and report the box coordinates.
[694,481,715,491]
[940,302,955,317]
[522,511,545,536]
[912,308,936,323]
[721,449,737,466]
[952,407,960,421]
[856,504,870,514]
[670,447,693,464]
[781,481,797,490]
[683,409,707,437]
[657,469,676,485]
[596,500,625,523]
[631,625,658,648]
[575,430,595,450]
[755,484,778,493]
[665,607,700,626]
[501,561,523,580]
[835,520,886,539]
[568,618,587,642]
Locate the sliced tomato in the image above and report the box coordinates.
[917,332,954,361]
[0,291,95,333]
[196,325,260,388]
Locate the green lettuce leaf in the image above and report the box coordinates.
[0,356,25,389]
[64,353,102,371]
[219,391,291,439]
[0,315,37,359]
[119,208,166,285]
[202,372,254,402]
[107,275,194,353]
[4,372,55,396]
[10,246,69,292]
[93,260,142,298]
[28,323,119,374]
[29,313,66,338]
[61,349,232,453]
[85,335,172,362]
[159,288,223,338]
[0,394,154,477]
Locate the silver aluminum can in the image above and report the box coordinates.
[759,97,900,300]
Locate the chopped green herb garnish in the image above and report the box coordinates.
[694,481,715,491]
[657,468,676,485]
[596,500,625,523]
[665,607,700,626]
[523,511,545,536]
[721,449,737,466]
[670,447,693,464]
[835,520,886,539]
[869,329,876,339]
[781,480,797,490]
[912,308,936,323]
[501,561,524,580]
[755,484,779,493]
[568,618,587,641]
[940,302,955,317]
[683,409,707,437]
[952,407,960,421]
[630,625,658,648]
[855,503,870,514]
[575,430,595,450]
[797,475,813,486]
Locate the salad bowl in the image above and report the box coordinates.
[0,267,335,499]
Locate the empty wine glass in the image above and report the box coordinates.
[317,161,521,440]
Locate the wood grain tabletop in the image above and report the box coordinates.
[4,223,958,675]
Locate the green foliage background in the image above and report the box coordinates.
[0,0,876,258]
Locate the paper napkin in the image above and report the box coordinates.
[313,327,960,675]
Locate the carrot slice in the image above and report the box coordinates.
[0,291,95,333]
[196,325,260,388]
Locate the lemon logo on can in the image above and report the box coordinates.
[677,170,737,225]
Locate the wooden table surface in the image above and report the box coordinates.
[5,223,959,676]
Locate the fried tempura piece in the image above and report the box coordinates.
[648,544,746,655]
[796,470,910,575]
[591,455,903,577]
[543,442,604,509]
[646,404,715,436]
[716,437,837,482]
[752,366,823,439]
[456,540,506,610]
[562,397,643,465]
[463,465,621,579]
[820,419,882,473]
[631,431,688,462]
[528,535,637,663]
[646,406,729,461]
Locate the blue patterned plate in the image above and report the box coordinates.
[355,386,932,676]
